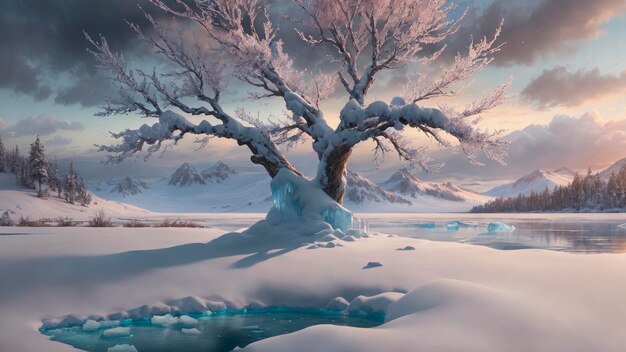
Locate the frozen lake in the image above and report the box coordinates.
[190,213,626,253]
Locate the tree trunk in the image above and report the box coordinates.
[319,144,353,204]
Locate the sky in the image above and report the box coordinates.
[1,0,626,188]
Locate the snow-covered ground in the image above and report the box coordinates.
[1,215,626,351]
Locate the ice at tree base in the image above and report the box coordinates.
[270,169,352,231]
[487,221,515,233]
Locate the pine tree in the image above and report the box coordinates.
[29,136,49,195]
[77,177,92,206]
[0,136,5,173]
[64,163,78,204]
[10,146,19,174]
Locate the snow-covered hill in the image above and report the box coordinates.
[599,157,626,180]
[485,168,576,198]
[168,163,205,187]
[0,173,152,221]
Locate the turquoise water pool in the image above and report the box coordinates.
[41,307,384,352]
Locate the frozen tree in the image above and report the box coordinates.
[0,136,5,173]
[29,136,49,195]
[90,0,509,205]
[10,146,19,175]
[76,177,93,206]
[64,163,78,204]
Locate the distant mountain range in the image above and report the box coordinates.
[90,157,626,212]
[89,162,492,213]
[484,158,626,198]
[485,167,576,198]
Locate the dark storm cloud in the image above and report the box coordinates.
[447,0,626,66]
[0,0,166,106]
[2,115,84,137]
[521,67,626,108]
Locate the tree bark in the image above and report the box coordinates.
[319,144,353,204]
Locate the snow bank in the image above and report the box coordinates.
[2,220,626,352]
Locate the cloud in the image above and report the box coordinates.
[521,67,626,108]
[447,0,626,66]
[44,136,73,146]
[2,116,84,137]
[420,112,626,180]
[0,0,164,106]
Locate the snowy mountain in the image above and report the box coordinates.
[485,168,576,198]
[345,170,412,205]
[201,161,236,183]
[599,157,626,180]
[380,168,475,202]
[111,176,149,197]
[89,165,493,213]
[168,163,205,187]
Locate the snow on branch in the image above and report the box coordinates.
[336,97,508,167]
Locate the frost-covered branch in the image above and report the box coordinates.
[148,0,335,156]
[294,0,464,104]
[96,110,301,177]
[405,21,504,103]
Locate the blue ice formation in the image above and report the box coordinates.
[417,222,437,229]
[323,207,353,232]
[271,180,302,217]
[270,169,353,231]
[446,221,460,231]
[487,221,515,233]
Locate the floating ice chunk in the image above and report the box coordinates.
[363,261,383,269]
[325,242,336,248]
[342,235,356,242]
[151,314,179,327]
[242,325,260,330]
[446,221,460,231]
[618,223,626,230]
[417,222,436,229]
[457,221,479,227]
[107,345,138,352]
[326,297,349,311]
[487,221,515,233]
[179,315,198,327]
[100,320,120,328]
[102,327,131,337]
[181,328,202,335]
[82,319,101,331]
[397,246,415,251]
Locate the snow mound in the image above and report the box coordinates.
[168,163,205,187]
[347,292,404,315]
